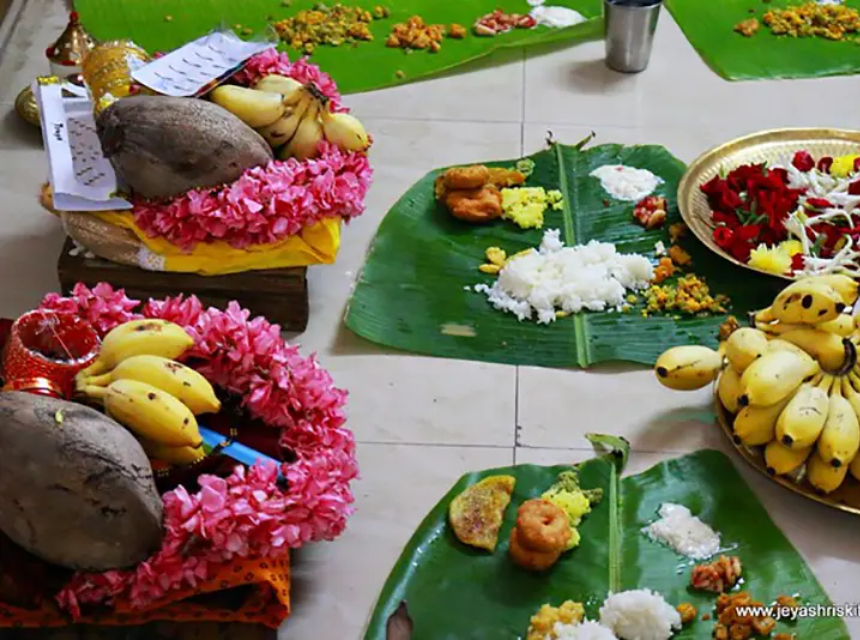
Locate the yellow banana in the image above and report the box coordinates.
[78,319,194,378]
[654,345,723,391]
[257,89,313,148]
[85,379,202,448]
[733,396,791,447]
[725,327,769,374]
[807,450,849,493]
[771,279,845,325]
[775,329,850,373]
[815,314,856,338]
[139,438,207,466]
[738,350,819,408]
[320,107,371,153]
[209,85,286,128]
[775,375,832,449]
[801,274,859,306]
[765,338,810,359]
[751,307,776,324]
[849,452,860,482]
[252,74,304,103]
[764,440,812,476]
[717,366,743,414]
[280,97,323,161]
[817,379,860,468]
[83,354,220,415]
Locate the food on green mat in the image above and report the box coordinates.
[734,17,760,37]
[386,16,451,52]
[209,84,286,128]
[449,23,467,39]
[541,469,603,551]
[762,2,860,40]
[500,186,564,229]
[675,602,697,625]
[713,592,780,640]
[632,195,668,229]
[0,392,163,571]
[598,590,682,640]
[446,186,503,223]
[272,4,384,54]
[530,5,587,29]
[527,601,585,640]
[474,9,536,36]
[435,164,527,223]
[474,229,654,323]
[96,96,273,199]
[642,503,721,559]
[590,164,664,202]
[667,245,691,267]
[643,274,730,316]
[516,498,571,553]
[651,257,675,284]
[690,555,743,593]
[448,475,515,551]
[508,525,562,571]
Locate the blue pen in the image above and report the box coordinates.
[198,425,287,487]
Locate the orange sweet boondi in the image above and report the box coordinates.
[0,555,290,629]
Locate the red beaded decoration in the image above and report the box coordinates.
[1,310,99,398]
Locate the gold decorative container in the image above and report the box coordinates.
[81,39,150,114]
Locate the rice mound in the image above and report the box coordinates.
[554,619,619,639]
[598,589,681,640]
[474,229,654,324]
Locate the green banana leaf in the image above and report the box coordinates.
[74,0,603,95]
[364,446,848,639]
[345,140,783,369]
[665,0,860,81]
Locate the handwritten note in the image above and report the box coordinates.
[132,30,273,97]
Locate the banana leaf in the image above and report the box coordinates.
[345,140,783,369]
[665,0,860,81]
[74,0,603,95]
[364,445,848,639]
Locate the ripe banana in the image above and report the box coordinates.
[775,376,832,449]
[654,345,723,391]
[733,396,791,447]
[765,338,809,359]
[209,85,286,128]
[717,366,743,414]
[82,354,221,415]
[140,438,207,466]
[771,279,845,325]
[321,107,371,152]
[78,319,194,378]
[764,440,812,476]
[253,74,303,102]
[803,274,859,307]
[738,350,819,408]
[807,450,849,493]
[775,329,850,373]
[257,89,313,148]
[85,379,202,448]
[280,96,324,161]
[725,327,769,374]
[815,314,855,338]
[816,379,860,468]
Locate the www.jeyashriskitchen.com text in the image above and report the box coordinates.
[735,604,860,621]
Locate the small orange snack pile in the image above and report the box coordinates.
[633,195,668,230]
[690,555,743,593]
[712,592,781,640]
[508,498,570,572]
[734,18,760,37]
[448,475,516,551]
[386,16,466,52]
[435,164,526,223]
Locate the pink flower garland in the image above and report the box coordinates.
[38,283,358,616]
[130,50,373,251]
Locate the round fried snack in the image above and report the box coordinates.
[508,526,561,571]
[442,164,491,190]
[516,498,571,553]
[445,185,503,224]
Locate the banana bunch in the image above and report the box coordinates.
[75,320,220,467]
[655,274,860,495]
[209,76,371,160]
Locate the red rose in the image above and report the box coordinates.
[712,211,741,229]
[849,181,860,196]
[792,151,815,172]
[729,235,754,262]
[735,224,762,243]
[713,226,734,249]
[818,156,834,173]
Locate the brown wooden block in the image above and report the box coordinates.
[57,240,309,332]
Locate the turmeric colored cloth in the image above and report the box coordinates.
[0,554,291,630]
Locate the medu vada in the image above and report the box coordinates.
[515,498,571,553]
[508,526,561,571]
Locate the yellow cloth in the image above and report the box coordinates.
[92,211,341,276]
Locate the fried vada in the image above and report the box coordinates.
[516,498,571,553]
[508,526,561,572]
[445,185,503,223]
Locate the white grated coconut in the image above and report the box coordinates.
[599,590,681,640]
[531,5,587,27]
[473,229,653,324]
[654,241,667,257]
[590,165,664,202]
[642,503,720,560]
[554,619,619,639]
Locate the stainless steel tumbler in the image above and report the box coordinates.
[604,0,663,73]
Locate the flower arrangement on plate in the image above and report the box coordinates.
[0,282,356,628]
[701,150,860,278]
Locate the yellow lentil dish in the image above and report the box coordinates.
[762,2,860,40]
[272,4,389,54]
[644,274,729,317]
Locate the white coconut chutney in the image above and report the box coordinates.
[590,165,664,202]
[642,503,720,560]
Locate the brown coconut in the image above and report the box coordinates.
[0,392,163,571]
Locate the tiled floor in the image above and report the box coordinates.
[1,1,860,638]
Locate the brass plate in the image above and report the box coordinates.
[14,85,40,127]
[714,390,860,516]
[678,128,860,282]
